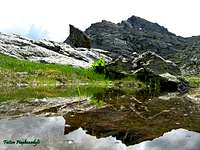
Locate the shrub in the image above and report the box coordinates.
[91,58,106,74]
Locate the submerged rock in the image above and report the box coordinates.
[0,96,94,119]
[185,94,200,104]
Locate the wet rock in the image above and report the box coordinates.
[158,93,179,100]
[134,69,187,93]
[185,94,200,104]
[177,80,188,93]
[64,24,91,49]
[0,97,94,119]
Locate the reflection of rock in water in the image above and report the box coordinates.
[64,93,200,146]
[128,129,200,150]
[64,109,151,145]
[64,128,127,150]
[0,116,200,150]
[65,128,200,150]
[0,96,92,119]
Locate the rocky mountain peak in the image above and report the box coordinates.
[63,15,200,74]
[125,15,171,35]
[86,20,120,35]
[64,24,91,49]
[82,15,187,59]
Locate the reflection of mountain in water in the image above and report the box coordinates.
[0,116,200,150]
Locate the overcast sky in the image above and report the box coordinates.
[0,0,200,41]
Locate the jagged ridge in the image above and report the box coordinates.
[66,15,200,75]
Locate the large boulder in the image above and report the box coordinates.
[132,51,181,76]
[64,25,91,49]
[105,51,188,93]
[105,52,139,79]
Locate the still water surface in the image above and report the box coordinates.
[0,85,200,149]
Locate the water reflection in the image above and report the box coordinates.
[0,116,65,150]
[0,85,106,119]
[1,85,200,146]
[0,116,200,150]
[64,88,200,145]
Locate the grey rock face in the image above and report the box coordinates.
[106,51,181,77]
[105,51,188,92]
[63,15,200,75]
[132,51,181,76]
[174,36,200,75]
[64,25,91,49]
[84,17,187,59]
[127,15,170,34]
[0,32,111,68]
[105,54,138,79]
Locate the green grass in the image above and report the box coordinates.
[90,97,106,107]
[184,75,200,94]
[184,75,200,88]
[0,54,108,86]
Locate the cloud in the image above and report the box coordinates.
[26,25,49,40]
[0,24,49,41]
[1,0,200,41]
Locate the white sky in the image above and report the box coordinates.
[0,0,200,41]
